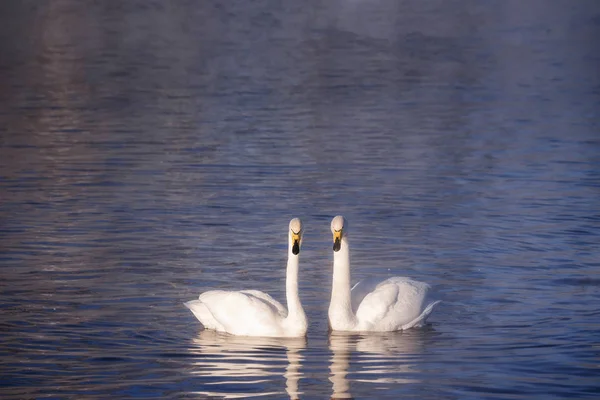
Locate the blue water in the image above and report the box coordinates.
[1,1,599,398]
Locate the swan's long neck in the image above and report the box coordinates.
[329,237,355,327]
[285,240,305,322]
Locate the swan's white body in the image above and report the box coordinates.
[328,216,440,332]
[185,219,307,337]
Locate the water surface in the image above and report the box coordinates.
[1,1,599,398]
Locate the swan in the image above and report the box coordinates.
[185,218,307,337]
[328,216,440,332]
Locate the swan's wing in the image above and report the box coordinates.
[240,290,287,317]
[350,277,384,313]
[355,277,436,331]
[354,279,400,328]
[189,290,286,336]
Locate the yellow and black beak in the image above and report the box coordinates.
[291,231,301,255]
[333,229,343,252]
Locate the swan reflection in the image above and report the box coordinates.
[189,330,306,399]
[329,330,427,399]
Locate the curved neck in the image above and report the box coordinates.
[285,241,305,321]
[329,237,355,323]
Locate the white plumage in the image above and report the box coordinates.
[185,218,307,337]
[328,216,440,332]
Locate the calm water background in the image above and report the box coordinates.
[1,1,599,399]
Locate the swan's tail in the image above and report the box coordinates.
[401,300,441,330]
[184,300,223,331]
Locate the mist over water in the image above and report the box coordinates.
[1,1,599,398]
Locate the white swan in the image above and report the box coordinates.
[328,216,440,332]
[185,218,307,337]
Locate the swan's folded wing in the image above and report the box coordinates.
[350,278,385,314]
[198,290,285,335]
[240,290,287,317]
[355,282,400,329]
[355,277,434,330]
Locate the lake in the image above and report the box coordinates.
[1,1,599,398]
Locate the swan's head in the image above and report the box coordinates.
[330,215,347,252]
[289,218,303,255]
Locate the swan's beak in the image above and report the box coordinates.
[291,231,301,255]
[333,230,342,252]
